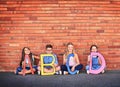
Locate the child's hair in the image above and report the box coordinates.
[46,44,53,49]
[19,47,33,66]
[90,45,98,52]
[66,42,73,47]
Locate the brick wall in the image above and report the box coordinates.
[0,0,120,72]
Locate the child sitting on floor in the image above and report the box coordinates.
[14,47,39,75]
[38,44,61,75]
[61,42,83,75]
[86,45,106,74]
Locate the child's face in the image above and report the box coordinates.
[46,47,53,54]
[91,46,97,52]
[24,48,30,55]
[67,44,74,53]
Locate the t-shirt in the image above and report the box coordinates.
[43,54,58,64]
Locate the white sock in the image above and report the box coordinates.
[38,71,40,75]
[87,70,89,74]
[59,71,62,75]
[55,71,59,74]
[77,71,79,74]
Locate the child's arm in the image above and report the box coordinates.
[38,60,41,66]
[98,57,102,65]
[63,54,66,65]
[75,53,80,65]
[71,53,79,71]
[53,54,59,67]
[22,61,24,68]
[32,54,40,66]
[54,59,59,67]
[87,55,90,65]
[38,55,41,66]
[34,55,40,60]
[54,63,59,67]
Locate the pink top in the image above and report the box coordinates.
[69,56,76,66]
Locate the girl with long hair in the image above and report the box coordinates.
[61,42,83,75]
[14,47,39,75]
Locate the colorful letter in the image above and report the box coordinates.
[40,54,55,75]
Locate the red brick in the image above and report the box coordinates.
[0,0,120,71]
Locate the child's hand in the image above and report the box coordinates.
[38,61,41,66]
[34,55,39,59]
[71,66,75,71]
[22,61,24,67]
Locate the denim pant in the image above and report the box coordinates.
[15,65,38,75]
[61,64,83,72]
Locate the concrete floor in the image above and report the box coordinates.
[0,70,120,87]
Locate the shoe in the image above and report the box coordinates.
[87,70,90,74]
[63,71,68,75]
[77,71,79,74]
[102,70,105,74]
[38,71,40,75]
[55,71,59,75]
[59,71,62,75]
[14,70,19,75]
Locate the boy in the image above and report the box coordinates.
[38,44,61,75]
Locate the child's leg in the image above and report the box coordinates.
[55,66,61,72]
[61,65,67,71]
[54,66,62,75]
[37,66,41,75]
[61,65,68,75]
[21,67,36,75]
[33,65,38,72]
[101,66,106,74]
[86,65,89,70]
[24,68,36,74]
[44,68,54,73]
[101,69,105,73]
[14,66,23,75]
[70,64,83,74]
[75,64,83,71]
[15,66,37,75]
[85,65,90,74]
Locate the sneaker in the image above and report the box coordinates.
[87,70,90,74]
[59,71,62,75]
[38,71,40,75]
[77,71,79,74]
[63,71,68,75]
[14,70,18,75]
[102,70,105,74]
[55,71,59,75]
